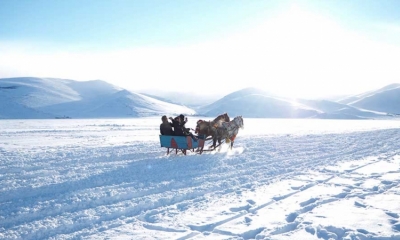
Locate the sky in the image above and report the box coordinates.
[1,0,400,99]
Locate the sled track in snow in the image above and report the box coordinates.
[178,155,399,239]
[0,129,400,239]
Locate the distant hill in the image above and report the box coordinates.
[2,77,399,119]
[139,89,220,108]
[195,87,391,119]
[336,83,400,114]
[337,83,400,105]
[197,88,320,118]
[0,77,195,119]
[296,99,385,119]
[0,100,53,119]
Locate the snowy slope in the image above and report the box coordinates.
[0,77,121,108]
[71,90,196,118]
[0,98,53,119]
[337,83,400,105]
[297,99,385,119]
[195,87,394,119]
[336,83,400,114]
[1,118,400,239]
[197,88,320,118]
[0,77,196,118]
[3,78,400,119]
[346,86,400,114]
[139,90,220,108]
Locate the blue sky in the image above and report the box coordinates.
[1,0,400,98]
[0,0,287,49]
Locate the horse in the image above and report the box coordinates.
[212,115,244,150]
[195,113,230,141]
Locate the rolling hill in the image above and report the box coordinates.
[337,84,400,114]
[2,77,399,119]
[197,88,320,118]
[0,77,195,119]
[196,87,392,119]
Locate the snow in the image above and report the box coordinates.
[197,87,400,119]
[337,83,400,105]
[2,78,400,120]
[0,77,195,119]
[197,88,321,118]
[1,117,400,239]
[337,83,400,114]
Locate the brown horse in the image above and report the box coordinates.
[195,113,230,148]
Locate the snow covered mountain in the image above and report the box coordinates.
[2,77,399,119]
[139,89,220,108]
[337,83,400,105]
[337,83,400,114]
[296,99,385,119]
[197,88,320,118]
[195,87,392,119]
[0,77,195,119]
[0,99,53,119]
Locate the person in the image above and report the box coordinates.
[170,114,198,140]
[160,115,174,135]
[178,114,191,134]
[169,116,185,136]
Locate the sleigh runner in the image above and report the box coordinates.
[159,135,206,155]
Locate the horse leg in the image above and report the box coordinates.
[211,137,217,149]
[210,129,218,149]
[215,137,221,151]
[230,135,236,150]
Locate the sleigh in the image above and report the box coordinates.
[159,135,206,155]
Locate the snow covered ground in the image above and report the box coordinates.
[1,117,400,240]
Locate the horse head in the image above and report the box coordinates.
[195,120,204,134]
[223,113,230,122]
[212,113,230,128]
[234,115,244,129]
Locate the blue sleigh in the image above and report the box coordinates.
[159,135,205,155]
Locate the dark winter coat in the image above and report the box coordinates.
[160,122,174,135]
[170,118,187,136]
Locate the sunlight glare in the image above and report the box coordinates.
[1,4,400,99]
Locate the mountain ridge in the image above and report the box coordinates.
[0,77,195,119]
[1,77,400,119]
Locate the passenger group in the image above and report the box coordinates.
[160,114,198,140]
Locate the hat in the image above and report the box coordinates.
[179,114,185,119]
